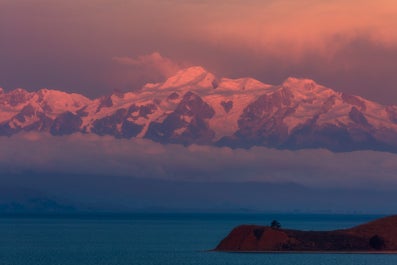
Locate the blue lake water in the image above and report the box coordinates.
[0,213,397,265]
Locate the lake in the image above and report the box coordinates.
[0,213,396,265]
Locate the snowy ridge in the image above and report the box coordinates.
[1,66,397,152]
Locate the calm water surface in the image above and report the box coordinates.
[0,213,396,265]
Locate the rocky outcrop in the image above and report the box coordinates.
[215,215,397,252]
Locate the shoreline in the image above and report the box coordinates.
[211,250,397,254]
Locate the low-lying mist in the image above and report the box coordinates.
[1,133,397,213]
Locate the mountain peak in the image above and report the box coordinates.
[217,77,271,91]
[176,66,210,77]
[282,77,320,90]
[143,66,272,92]
[157,66,216,90]
[12,88,29,94]
[281,77,337,101]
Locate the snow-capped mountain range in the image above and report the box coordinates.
[2,66,397,152]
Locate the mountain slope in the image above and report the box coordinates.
[2,66,397,152]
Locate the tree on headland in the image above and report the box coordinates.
[270,220,281,229]
[369,235,385,250]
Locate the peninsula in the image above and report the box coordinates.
[215,215,397,252]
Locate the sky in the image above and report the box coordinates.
[1,0,397,104]
[1,0,397,212]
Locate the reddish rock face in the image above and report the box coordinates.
[215,216,397,252]
[91,108,144,138]
[236,91,293,147]
[220,100,233,113]
[51,111,82,135]
[0,88,32,107]
[216,225,293,252]
[342,93,366,112]
[145,92,215,145]
[96,95,113,113]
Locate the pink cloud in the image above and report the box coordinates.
[112,52,182,79]
[191,0,397,61]
[108,52,184,91]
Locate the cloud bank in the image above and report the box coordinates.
[1,133,397,190]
